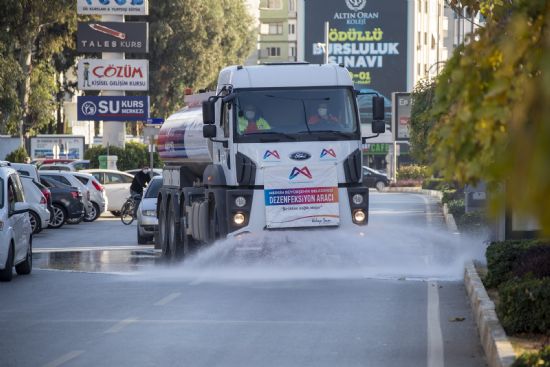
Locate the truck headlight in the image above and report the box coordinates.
[352,193,364,205]
[235,196,247,208]
[142,210,156,217]
[233,213,246,225]
[353,209,366,223]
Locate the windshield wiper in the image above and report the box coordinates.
[297,130,353,139]
[243,131,296,141]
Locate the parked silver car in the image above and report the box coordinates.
[20,176,50,234]
[136,176,162,244]
[71,172,108,221]
[39,171,91,224]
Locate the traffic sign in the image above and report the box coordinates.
[146,117,164,125]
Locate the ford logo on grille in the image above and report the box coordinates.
[289,152,311,161]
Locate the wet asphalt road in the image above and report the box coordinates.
[0,192,487,367]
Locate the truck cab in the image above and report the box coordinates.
[156,63,385,259]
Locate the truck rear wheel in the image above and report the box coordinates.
[158,200,169,259]
[168,201,183,260]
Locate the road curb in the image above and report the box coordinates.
[464,261,516,367]
[386,186,515,366]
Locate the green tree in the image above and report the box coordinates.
[409,78,436,165]
[0,0,77,138]
[413,0,550,234]
[147,0,255,117]
[5,147,29,163]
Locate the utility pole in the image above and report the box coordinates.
[324,21,329,64]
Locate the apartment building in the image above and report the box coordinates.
[256,0,298,64]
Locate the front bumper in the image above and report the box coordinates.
[227,186,369,236]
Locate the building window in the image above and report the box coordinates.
[289,0,296,12]
[425,0,428,13]
[266,0,282,9]
[267,47,281,57]
[417,63,421,76]
[288,23,295,35]
[424,32,427,45]
[418,0,422,13]
[261,23,283,35]
[289,45,296,57]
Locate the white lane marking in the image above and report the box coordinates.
[43,350,84,367]
[154,292,182,306]
[104,318,138,334]
[33,245,154,253]
[427,281,444,367]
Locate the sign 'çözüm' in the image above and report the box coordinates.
[77,59,149,91]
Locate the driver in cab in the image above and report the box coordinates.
[238,104,271,134]
[308,102,340,126]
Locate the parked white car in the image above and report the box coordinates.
[38,164,74,172]
[71,172,107,221]
[39,171,92,223]
[20,176,50,234]
[0,165,33,282]
[82,169,134,215]
[10,163,39,181]
[136,176,162,244]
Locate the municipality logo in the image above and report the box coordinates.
[345,0,367,11]
[289,166,313,180]
[320,148,336,159]
[81,101,97,116]
[263,150,280,160]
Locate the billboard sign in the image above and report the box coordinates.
[77,96,150,121]
[77,22,148,53]
[30,136,85,160]
[393,92,411,141]
[78,59,149,91]
[304,0,408,101]
[77,0,149,15]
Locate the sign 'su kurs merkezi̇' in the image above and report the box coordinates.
[77,96,150,121]
[77,22,148,53]
[304,0,407,100]
[77,59,149,91]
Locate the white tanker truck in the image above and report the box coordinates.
[155,63,386,259]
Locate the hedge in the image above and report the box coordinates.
[512,346,550,367]
[497,277,550,334]
[447,199,465,218]
[422,178,452,190]
[84,141,161,171]
[485,240,550,288]
[396,165,430,180]
[456,211,487,232]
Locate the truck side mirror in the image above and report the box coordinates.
[202,100,215,124]
[203,124,217,138]
[371,96,385,134]
[372,96,385,121]
[372,120,386,134]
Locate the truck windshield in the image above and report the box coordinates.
[234,87,359,142]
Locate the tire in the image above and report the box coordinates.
[29,211,42,234]
[137,225,150,245]
[84,202,100,222]
[375,181,386,191]
[66,215,83,225]
[48,204,66,229]
[168,200,184,260]
[158,201,169,258]
[15,237,32,276]
[110,211,121,217]
[121,200,135,225]
[0,243,14,282]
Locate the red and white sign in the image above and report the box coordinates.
[77,59,149,91]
